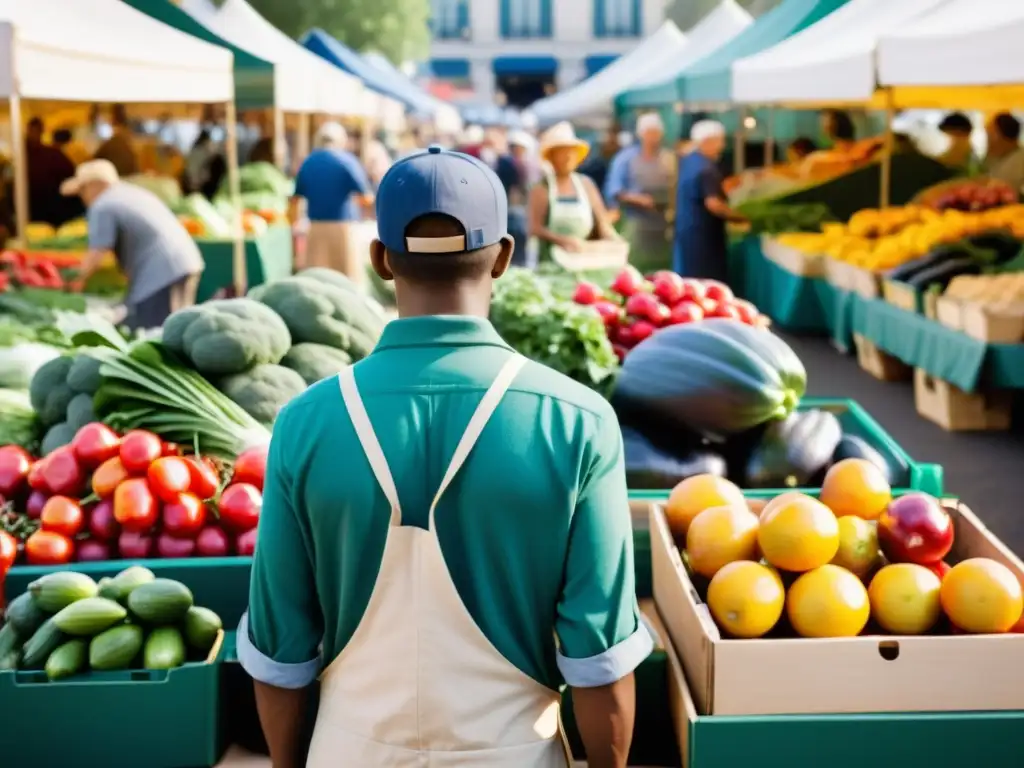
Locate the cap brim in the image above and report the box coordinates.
[59,178,82,196]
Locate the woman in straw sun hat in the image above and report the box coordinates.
[528,122,621,264]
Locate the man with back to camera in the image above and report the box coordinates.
[290,121,374,283]
[61,159,203,330]
[238,145,651,768]
[984,113,1024,195]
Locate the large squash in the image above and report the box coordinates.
[613,319,806,438]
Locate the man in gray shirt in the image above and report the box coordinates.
[62,160,204,330]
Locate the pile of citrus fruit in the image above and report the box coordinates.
[664,460,1024,639]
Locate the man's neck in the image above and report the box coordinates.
[640,143,659,159]
[990,142,1017,160]
[395,285,491,319]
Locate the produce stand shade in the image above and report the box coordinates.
[196,225,293,302]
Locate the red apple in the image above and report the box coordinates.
[678,279,706,302]
[651,271,685,305]
[877,493,954,565]
[703,281,734,303]
[573,281,602,305]
[609,266,645,298]
[731,299,760,324]
[668,300,704,325]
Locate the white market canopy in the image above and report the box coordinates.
[529,21,687,124]
[877,0,1024,109]
[731,0,947,106]
[180,0,367,116]
[0,0,233,103]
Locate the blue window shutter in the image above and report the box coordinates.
[631,0,640,35]
[458,0,469,35]
[500,0,509,38]
[594,0,605,37]
[541,0,552,37]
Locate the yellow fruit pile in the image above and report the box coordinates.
[774,204,1024,272]
[665,468,1024,639]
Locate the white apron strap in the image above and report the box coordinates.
[338,366,402,526]
[428,354,527,530]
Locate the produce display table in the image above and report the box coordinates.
[851,297,1024,392]
[195,225,293,302]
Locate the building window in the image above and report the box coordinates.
[501,0,552,39]
[431,0,470,40]
[594,0,640,38]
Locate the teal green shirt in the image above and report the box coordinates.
[238,316,651,690]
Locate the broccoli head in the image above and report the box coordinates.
[280,343,352,385]
[162,298,291,376]
[217,364,307,426]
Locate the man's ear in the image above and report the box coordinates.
[369,239,394,282]
[491,235,514,279]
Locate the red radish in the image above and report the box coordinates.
[156,532,196,559]
[218,483,262,532]
[679,279,706,302]
[592,300,622,326]
[88,499,120,542]
[232,446,268,492]
[119,430,163,475]
[236,528,258,556]
[609,266,645,298]
[26,490,48,519]
[161,442,182,457]
[572,281,602,305]
[195,526,231,557]
[731,299,760,324]
[42,447,84,497]
[118,530,154,559]
[630,321,656,343]
[27,459,49,493]
[77,539,112,562]
[703,281,734,303]
[614,323,637,348]
[652,272,684,305]
[708,303,743,321]
[669,301,704,325]
[147,457,192,503]
[0,445,32,497]
[163,493,207,538]
[71,423,120,469]
[185,457,219,500]
[612,344,628,363]
[624,293,663,323]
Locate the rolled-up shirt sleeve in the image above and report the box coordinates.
[603,147,635,207]
[237,409,323,689]
[87,205,117,252]
[555,405,653,688]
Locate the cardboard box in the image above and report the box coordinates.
[849,266,881,299]
[914,368,1012,432]
[882,279,921,313]
[651,501,1024,717]
[824,257,854,292]
[761,237,825,278]
[960,302,1024,344]
[853,333,911,382]
[935,296,963,330]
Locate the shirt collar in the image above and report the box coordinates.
[373,315,513,352]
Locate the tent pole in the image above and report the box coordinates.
[765,107,775,168]
[272,108,286,170]
[734,105,747,175]
[224,99,247,296]
[295,113,310,175]
[8,95,28,246]
[880,90,895,208]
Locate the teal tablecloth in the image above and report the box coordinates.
[195,225,293,301]
[851,297,1024,392]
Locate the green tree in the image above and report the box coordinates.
[236,0,431,65]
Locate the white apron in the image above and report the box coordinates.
[307,354,572,768]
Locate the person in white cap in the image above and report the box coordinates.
[61,159,203,330]
[290,121,374,282]
[528,122,621,263]
[672,120,747,281]
[604,112,676,273]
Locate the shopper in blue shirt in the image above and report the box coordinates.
[291,122,373,284]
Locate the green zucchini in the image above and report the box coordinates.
[744,409,843,489]
[903,258,982,290]
[4,592,48,636]
[45,638,88,681]
[182,607,223,655]
[98,565,155,604]
[21,618,65,669]
[127,579,194,624]
[0,622,21,657]
[53,597,128,636]
[28,572,98,613]
[144,628,187,670]
[89,624,144,671]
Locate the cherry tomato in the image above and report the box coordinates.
[41,447,84,497]
[0,530,16,571]
[185,457,219,500]
[40,496,85,537]
[71,423,121,469]
[218,483,262,532]
[27,458,49,493]
[232,446,268,492]
[146,457,191,503]
[162,493,207,538]
[25,530,74,565]
[113,478,158,533]
[92,456,131,499]
[88,499,120,542]
[0,445,32,497]
[119,430,163,475]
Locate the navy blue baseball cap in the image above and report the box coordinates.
[376,145,508,255]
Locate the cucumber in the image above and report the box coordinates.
[53,597,128,636]
[182,607,222,655]
[0,649,19,670]
[127,579,193,624]
[5,592,48,636]
[21,618,65,669]
[98,566,155,604]
[28,572,98,613]
[45,638,88,681]
[0,622,21,657]
[144,627,187,670]
[89,624,144,671]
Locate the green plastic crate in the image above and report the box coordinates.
[0,633,225,768]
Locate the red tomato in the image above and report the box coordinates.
[119,430,163,475]
[0,530,16,571]
[25,530,74,565]
[27,458,49,492]
[0,445,32,497]
[218,483,262,532]
[42,447,84,497]
[71,423,121,469]
[163,493,207,538]
[113,478,158,533]
[232,446,268,492]
[147,457,192,503]
[92,456,131,499]
[185,457,219,500]
[40,496,85,537]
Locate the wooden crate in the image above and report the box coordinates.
[883,279,921,313]
[914,369,1012,432]
[853,334,911,382]
[761,237,825,278]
